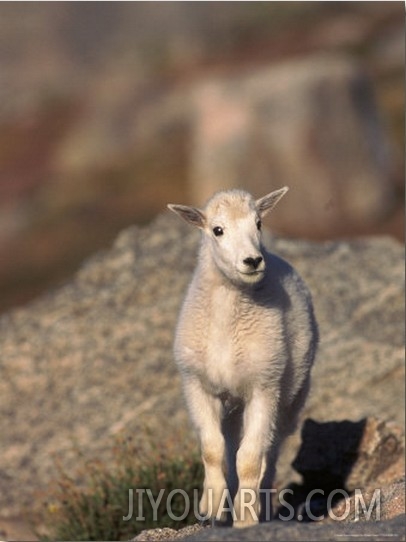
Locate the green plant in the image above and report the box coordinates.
[42,434,203,541]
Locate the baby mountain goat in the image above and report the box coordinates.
[168,188,318,527]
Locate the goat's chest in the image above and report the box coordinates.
[200,287,271,395]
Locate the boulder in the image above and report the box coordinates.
[0,212,403,528]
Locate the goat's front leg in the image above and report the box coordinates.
[183,378,227,522]
[233,390,279,528]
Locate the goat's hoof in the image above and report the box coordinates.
[199,516,229,528]
[233,516,258,528]
[199,518,213,527]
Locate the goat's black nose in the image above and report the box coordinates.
[243,256,263,270]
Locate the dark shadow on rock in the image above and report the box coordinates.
[276,418,367,522]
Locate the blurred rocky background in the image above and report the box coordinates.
[0,2,404,314]
[0,3,404,541]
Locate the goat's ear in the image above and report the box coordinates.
[255,187,289,217]
[167,204,206,229]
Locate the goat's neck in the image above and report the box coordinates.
[196,240,246,297]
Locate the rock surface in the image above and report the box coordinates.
[131,415,405,541]
[279,417,404,523]
[180,515,406,542]
[0,211,404,534]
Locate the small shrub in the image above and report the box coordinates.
[42,434,203,541]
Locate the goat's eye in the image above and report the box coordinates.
[213,226,224,237]
[256,219,262,231]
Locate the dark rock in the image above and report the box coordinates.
[292,418,404,493]
[277,417,404,523]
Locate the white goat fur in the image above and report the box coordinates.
[168,188,318,527]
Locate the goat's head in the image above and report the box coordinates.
[168,187,288,286]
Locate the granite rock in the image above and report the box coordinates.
[0,212,404,526]
[181,515,406,542]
